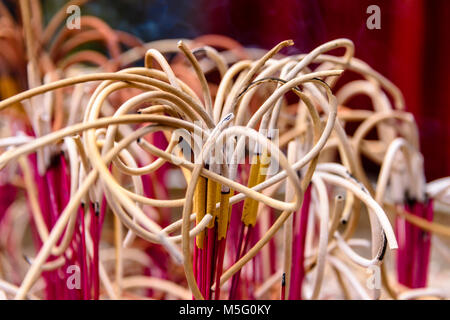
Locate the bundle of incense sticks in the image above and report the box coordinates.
[396,198,434,288]
[0,0,450,301]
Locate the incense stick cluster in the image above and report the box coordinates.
[0,0,449,300]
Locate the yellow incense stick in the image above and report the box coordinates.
[206,179,218,228]
[218,189,233,240]
[242,154,261,227]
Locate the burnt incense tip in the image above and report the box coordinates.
[341,219,347,225]
[23,254,32,265]
[94,202,100,216]
[378,233,388,261]
[404,190,417,207]
[192,48,206,59]
[49,154,61,168]
[283,39,294,47]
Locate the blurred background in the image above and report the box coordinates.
[4,0,450,180]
